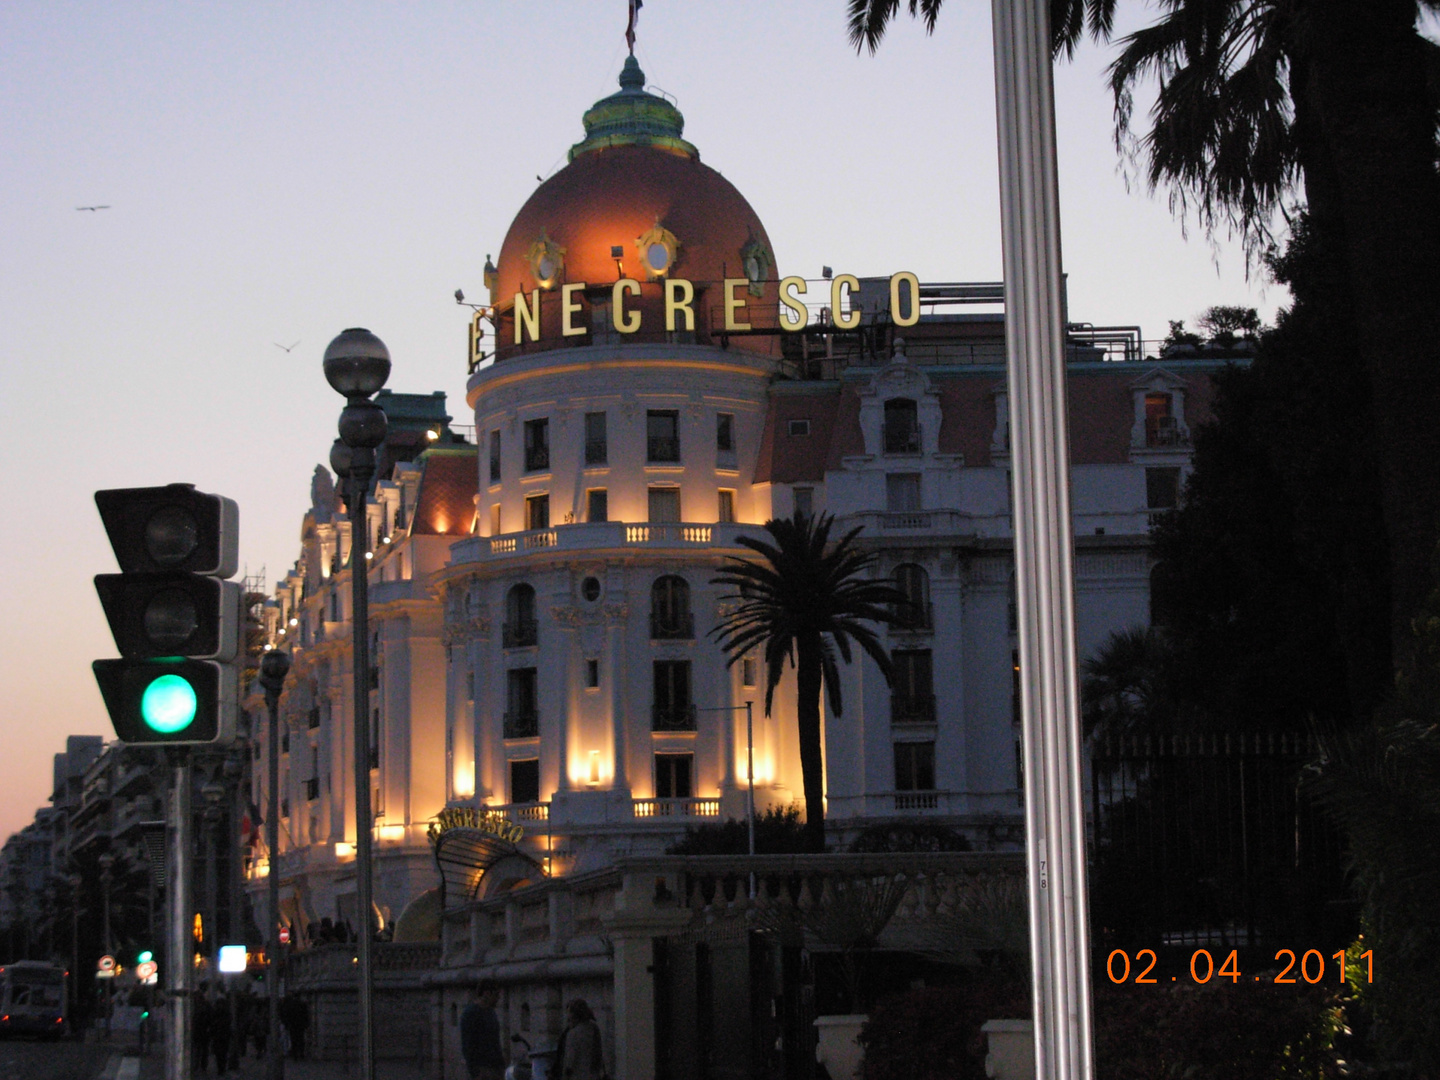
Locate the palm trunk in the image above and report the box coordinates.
[1292,0,1440,662]
[796,633,827,853]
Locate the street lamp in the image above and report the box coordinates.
[697,701,756,898]
[324,327,390,1080]
[258,649,290,1080]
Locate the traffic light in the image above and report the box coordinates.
[92,484,242,745]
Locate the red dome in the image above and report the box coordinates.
[489,61,779,359]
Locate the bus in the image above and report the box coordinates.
[0,962,68,1037]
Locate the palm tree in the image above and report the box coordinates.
[846,0,1440,665]
[710,513,905,852]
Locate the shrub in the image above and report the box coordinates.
[859,981,1028,1080]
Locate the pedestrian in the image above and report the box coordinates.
[279,994,309,1060]
[459,980,505,1080]
[211,989,233,1075]
[556,999,605,1080]
[191,988,212,1076]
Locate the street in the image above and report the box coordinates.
[0,1038,434,1080]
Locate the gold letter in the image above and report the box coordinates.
[723,278,752,332]
[561,282,586,337]
[612,278,641,333]
[890,271,920,327]
[665,278,695,332]
[514,290,541,344]
[778,276,809,331]
[831,274,860,330]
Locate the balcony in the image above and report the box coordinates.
[893,791,940,811]
[650,612,695,640]
[883,424,921,454]
[452,521,763,565]
[891,694,937,724]
[504,711,539,739]
[304,777,320,801]
[1146,415,1183,447]
[503,619,538,648]
[646,436,680,463]
[891,602,934,633]
[632,797,720,818]
[651,704,697,732]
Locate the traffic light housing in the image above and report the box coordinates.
[92,485,241,746]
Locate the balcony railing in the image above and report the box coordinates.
[647,436,680,463]
[891,694,937,724]
[650,612,695,640]
[453,521,763,564]
[584,440,607,465]
[883,424,921,454]
[504,711,539,739]
[304,777,320,801]
[633,797,721,818]
[651,704,698,732]
[891,602,934,633]
[894,791,940,811]
[503,619,538,648]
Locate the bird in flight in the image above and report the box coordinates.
[273,340,300,353]
[76,205,111,212]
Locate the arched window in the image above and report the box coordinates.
[883,398,920,454]
[650,576,693,639]
[504,583,537,647]
[893,564,932,631]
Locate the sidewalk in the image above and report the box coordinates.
[126,1051,433,1080]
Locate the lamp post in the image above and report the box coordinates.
[697,701,756,897]
[324,327,390,1080]
[258,649,290,1080]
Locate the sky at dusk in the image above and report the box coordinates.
[0,1,1289,840]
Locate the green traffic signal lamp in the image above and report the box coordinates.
[93,656,236,745]
[137,951,153,965]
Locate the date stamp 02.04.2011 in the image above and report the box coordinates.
[1105,947,1374,986]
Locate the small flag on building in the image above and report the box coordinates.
[626,0,643,54]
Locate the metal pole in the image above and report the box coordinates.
[349,448,377,1080]
[261,651,290,1080]
[166,753,193,1080]
[991,3,1095,1078]
[745,700,756,899]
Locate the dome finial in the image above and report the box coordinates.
[619,55,645,92]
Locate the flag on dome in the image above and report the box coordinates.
[625,0,642,54]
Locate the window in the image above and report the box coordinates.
[886,473,921,513]
[585,411,608,465]
[893,564,932,630]
[648,486,681,523]
[525,492,550,530]
[892,649,935,723]
[489,430,501,484]
[1144,393,1176,446]
[505,668,538,738]
[652,660,694,730]
[504,584,537,648]
[894,741,936,791]
[523,418,550,472]
[1146,467,1181,510]
[793,487,814,519]
[717,413,735,453]
[510,758,540,804]
[586,659,600,689]
[787,419,811,437]
[655,753,694,799]
[884,398,920,453]
[741,656,757,688]
[650,576,693,639]
[490,503,502,537]
[581,576,602,603]
[647,410,680,462]
[717,489,736,523]
[587,488,608,523]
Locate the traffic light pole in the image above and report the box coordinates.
[259,651,290,1080]
[165,751,192,1080]
[347,448,377,1080]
